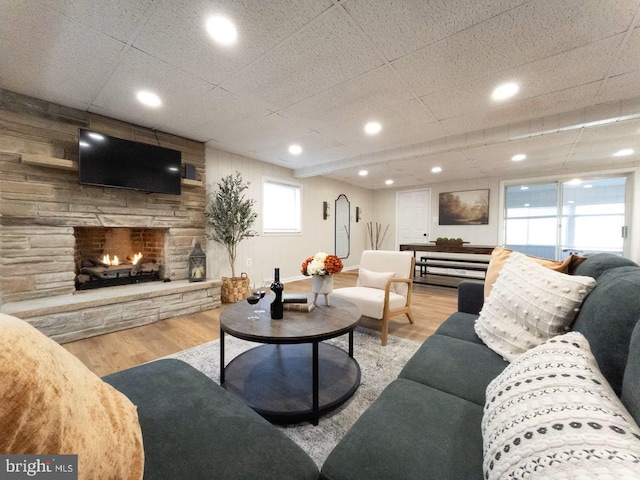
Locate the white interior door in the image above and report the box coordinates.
[397,189,431,246]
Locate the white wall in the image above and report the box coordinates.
[205,147,373,284]
[373,177,501,249]
[373,169,639,262]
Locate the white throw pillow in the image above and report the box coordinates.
[482,332,640,480]
[475,251,595,361]
[358,268,395,292]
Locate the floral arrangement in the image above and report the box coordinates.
[301,252,343,276]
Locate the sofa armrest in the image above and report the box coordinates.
[457,281,485,315]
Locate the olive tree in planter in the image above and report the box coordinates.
[205,171,257,302]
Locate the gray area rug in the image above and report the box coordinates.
[167,327,420,466]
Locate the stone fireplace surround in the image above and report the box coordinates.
[0,90,221,342]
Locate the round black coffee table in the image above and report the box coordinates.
[219,294,361,425]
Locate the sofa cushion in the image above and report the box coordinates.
[482,332,640,480]
[483,246,582,298]
[104,359,319,480]
[475,252,595,361]
[572,265,640,396]
[434,312,484,344]
[399,334,508,405]
[572,252,638,280]
[321,378,484,480]
[357,267,395,292]
[622,321,640,424]
[331,286,406,319]
[0,313,144,480]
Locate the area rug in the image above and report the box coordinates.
[166,327,421,466]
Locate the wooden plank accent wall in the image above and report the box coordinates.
[0,88,207,306]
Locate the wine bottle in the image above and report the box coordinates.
[270,268,284,320]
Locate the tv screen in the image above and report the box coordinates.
[78,129,181,195]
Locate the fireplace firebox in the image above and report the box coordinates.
[74,227,167,290]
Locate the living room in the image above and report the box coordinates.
[2,1,640,479]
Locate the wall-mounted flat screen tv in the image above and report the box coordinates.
[78,129,181,195]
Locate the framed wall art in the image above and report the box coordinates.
[439,189,489,225]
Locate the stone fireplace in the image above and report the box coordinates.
[74,227,167,290]
[0,91,221,342]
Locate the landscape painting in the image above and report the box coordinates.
[439,189,489,225]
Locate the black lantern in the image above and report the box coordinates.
[189,242,206,282]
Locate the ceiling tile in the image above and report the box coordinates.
[91,48,214,130]
[611,26,640,76]
[0,0,125,106]
[392,0,636,97]
[344,0,527,61]
[280,66,419,129]
[439,82,602,136]
[204,113,312,153]
[133,0,333,86]
[165,88,274,142]
[222,8,384,110]
[37,0,154,42]
[423,36,619,121]
[598,70,640,105]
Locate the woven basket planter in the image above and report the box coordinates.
[221,273,250,303]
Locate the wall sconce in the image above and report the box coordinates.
[356,206,362,222]
[323,201,330,220]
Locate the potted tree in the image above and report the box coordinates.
[205,171,257,302]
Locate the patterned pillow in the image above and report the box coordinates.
[482,332,640,480]
[475,251,595,361]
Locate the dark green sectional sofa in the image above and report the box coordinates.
[320,253,640,479]
[104,253,640,479]
[104,359,319,480]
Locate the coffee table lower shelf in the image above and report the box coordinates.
[222,342,360,425]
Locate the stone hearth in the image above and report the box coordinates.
[0,91,221,342]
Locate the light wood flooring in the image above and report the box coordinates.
[63,272,458,377]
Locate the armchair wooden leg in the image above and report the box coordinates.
[381,313,389,346]
[406,309,415,324]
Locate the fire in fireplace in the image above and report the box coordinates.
[76,253,160,290]
[74,227,166,290]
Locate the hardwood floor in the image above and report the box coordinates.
[63,272,459,377]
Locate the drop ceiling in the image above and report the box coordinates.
[2,0,640,189]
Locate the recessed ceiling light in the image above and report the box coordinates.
[385,179,394,185]
[565,178,582,185]
[168,167,179,172]
[431,166,442,173]
[364,121,382,135]
[520,185,529,190]
[136,90,161,108]
[491,82,519,101]
[206,15,237,46]
[613,148,634,157]
[511,153,526,161]
[288,144,302,155]
[359,170,368,176]
[583,184,593,189]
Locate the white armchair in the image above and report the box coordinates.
[332,250,415,346]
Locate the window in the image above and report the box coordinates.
[262,178,301,234]
[503,176,627,259]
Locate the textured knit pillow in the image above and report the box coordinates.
[358,268,395,291]
[0,314,144,480]
[482,332,640,479]
[484,247,586,298]
[475,251,595,361]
